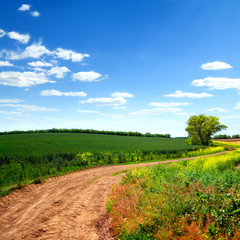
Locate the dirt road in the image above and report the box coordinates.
[0,151,230,240]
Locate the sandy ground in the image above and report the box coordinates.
[0,151,230,240]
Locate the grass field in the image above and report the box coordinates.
[0,133,201,157]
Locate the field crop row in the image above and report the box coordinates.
[0,133,199,157]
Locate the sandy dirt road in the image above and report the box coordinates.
[0,151,230,240]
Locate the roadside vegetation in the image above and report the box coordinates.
[213,140,240,149]
[0,132,225,196]
[107,142,240,239]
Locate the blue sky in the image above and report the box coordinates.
[0,0,240,136]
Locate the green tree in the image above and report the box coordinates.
[185,114,227,145]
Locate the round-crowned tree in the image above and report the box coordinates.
[185,114,227,146]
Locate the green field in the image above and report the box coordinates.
[0,133,200,157]
[1,133,217,197]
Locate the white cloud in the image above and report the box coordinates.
[0,110,27,116]
[2,42,52,60]
[192,77,240,91]
[0,71,55,87]
[31,11,40,17]
[164,90,213,98]
[0,29,6,37]
[0,99,23,103]
[80,97,127,107]
[28,61,53,67]
[0,104,58,112]
[32,67,47,72]
[18,4,31,11]
[47,66,70,78]
[205,107,228,113]
[129,107,182,116]
[78,110,100,114]
[7,32,30,44]
[20,42,52,58]
[111,92,135,98]
[0,61,13,67]
[1,43,91,65]
[5,117,27,122]
[235,103,240,109]
[55,48,89,62]
[72,71,102,82]
[201,61,232,70]
[149,102,189,107]
[40,89,87,97]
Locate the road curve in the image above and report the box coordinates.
[0,150,230,240]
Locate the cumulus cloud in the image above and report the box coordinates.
[149,102,189,107]
[2,42,53,60]
[0,29,6,37]
[47,66,70,78]
[40,89,87,97]
[78,110,100,114]
[18,4,31,11]
[0,71,55,87]
[235,103,240,109]
[72,71,102,82]
[80,97,127,107]
[205,107,228,113]
[0,104,58,112]
[129,107,182,116]
[0,61,13,67]
[192,77,240,91]
[31,11,40,17]
[0,99,23,103]
[111,92,135,98]
[55,48,89,62]
[7,31,30,44]
[1,43,91,65]
[164,90,213,98]
[28,61,53,67]
[201,61,232,70]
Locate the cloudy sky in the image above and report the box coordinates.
[0,0,240,136]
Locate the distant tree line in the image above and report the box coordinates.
[213,134,240,139]
[0,128,171,138]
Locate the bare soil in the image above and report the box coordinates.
[214,138,240,142]
[0,151,230,240]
